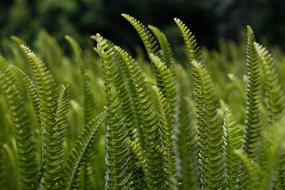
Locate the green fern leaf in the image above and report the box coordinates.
[94,34,144,190]
[150,54,177,125]
[10,64,40,129]
[192,60,226,189]
[20,45,59,189]
[121,14,168,99]
[47,84,69,189]
[152,86,177,188]
[121,14,159,56]
[112,44,168,189]
[65,35,99,190]
[148,25,176,75]
[174,18,201,62]
[242,26,262,160]
[0,57,39,190]
[176,65,200,189]
[223,106,243,189]
[254,42,285,124]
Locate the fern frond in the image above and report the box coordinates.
[153,86,177,188]
[174,18,201,62]
[175,64,200,189]
[10,35,26,46]
[223,106,243,189]
[150,54,177,123]
[113,44,167,189]
[150,54,178,188]
[121,14,167,96]
[64,111,106,190]
[104,103,134,190]
[254,42,285,124]
[94,34,144,189]
[45,84,69,189]
[114,46,143,141]
[127,139,150,179]
[121,14,159,56]
[148,25,175,75]
[65,36,82,61]
[0,57,38,190]
[257,117,285,189]
[10,64,40,128]
[191,60,226,189]
[66,35,98,189]
[242,26,262,160]
[20,45,59,189]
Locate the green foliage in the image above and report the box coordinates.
[0,57,39,190]
[1,14,285,190]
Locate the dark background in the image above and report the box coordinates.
[0,0,284,51]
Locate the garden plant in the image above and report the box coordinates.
[0,14,285,190]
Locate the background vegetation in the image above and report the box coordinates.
[1,0,285,51]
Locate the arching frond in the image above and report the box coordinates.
[94,34,143,190]
[113,44,168,189]
[174,18,201,62]
[121,14,159,56]
[148,25,175,75]
[20,45,59,189]
[0,57,39,190]
[10,65,40,128]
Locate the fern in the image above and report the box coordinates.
[254,42,285,124]
[191,60,226,189]
[223,106,243,190]
[174,18,201,62]
[20,45,60,189]
[113,43,168,189]
[153,86,177,188]
[175,64,200,189]
[65,35,100,190]
[0,57,39,190]
[122,14,165,93]
[122,14,159,57]
[148,25,175,75]
[10,64,41,131]
[150,54,177,123]
[94,34,141,190]
[2,14,285,190]
[242,26,262,160]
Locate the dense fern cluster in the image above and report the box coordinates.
[0,14,285,190]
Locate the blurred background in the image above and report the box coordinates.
[0,0,284,52]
